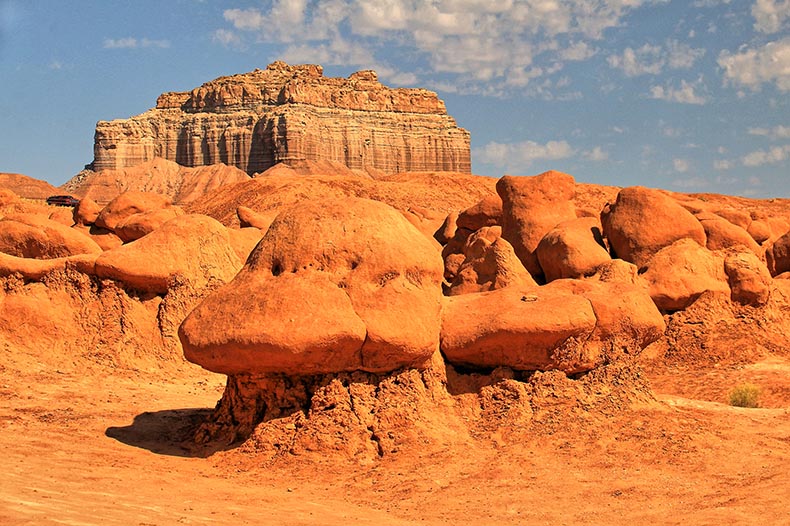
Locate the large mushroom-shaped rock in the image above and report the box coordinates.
[94,214,242,293]
[448,226,536,295]
[73,197,101,226]
[724,251,772,306]
[114,207,184,242]
[440,286,598,373]
[179,197,444,376]
[0,213,102,259]
[766,231,790,277]
[94,191,172,232]
[536,217,611,282]
[641,239,729,311]
[696,213,762,256]
[497,171,577,278]
[601,187,706,267]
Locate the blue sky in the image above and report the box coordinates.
[1,0,788,197]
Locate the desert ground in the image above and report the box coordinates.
[2,332,788,525]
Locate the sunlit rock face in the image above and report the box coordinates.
[92,61,471,176]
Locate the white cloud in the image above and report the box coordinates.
[753,0,790,34]
[217,0,667,91]
[748,125,790,139]
[474,139,575,169]
[212,29,242,48]
[103,37,170,49]
[583,146,609,161]
[673,158,690,172]
[718,37,790,92]
[714,159,735,170]
[742,144,790,166]
[558,41,597,61]
[608,39,705,76]
[649,78,709,104]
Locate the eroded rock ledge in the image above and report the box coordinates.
[92,61,471,175]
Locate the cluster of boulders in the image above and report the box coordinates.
[0,190,263,293]
[2,170,789,384]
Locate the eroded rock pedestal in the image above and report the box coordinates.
[92,62,471,176]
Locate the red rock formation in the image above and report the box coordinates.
[62,158,250,204]
[0,173,59,199]
[92,62,471,176]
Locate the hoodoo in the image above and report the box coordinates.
[91,61,471,175]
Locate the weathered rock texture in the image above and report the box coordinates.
[91,62,471,176]
[63,158,250,204]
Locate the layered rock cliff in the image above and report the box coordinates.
[92,62,471,175]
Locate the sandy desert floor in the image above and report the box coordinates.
[1,347,789,526]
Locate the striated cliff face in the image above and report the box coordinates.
[92,62,471,175]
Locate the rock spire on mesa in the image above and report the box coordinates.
[92,61,471,176]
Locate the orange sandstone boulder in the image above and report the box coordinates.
[766,231,790,276]
[497,171,577,278]
[0,214,102,259]
[440,287,598,373]
[455,194,502,232]
[179,197,444,376]
[545,279,665,350]
[641,239,729,311]
[48,207,75,227]
[94,191,172,232]
[696,213,761,256]
[94,214,242,293]
[433,211,458,245]
[536,217,611,282]
[747,220,772,244]
[236,206,276,231]
[114,207,184,242]
[72,225,123,251]
[73,197,102,226]
[601,187,706,267]
[724,251,772,306]
[447,226,536,295]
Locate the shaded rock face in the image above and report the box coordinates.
[179,197,444,376]
[92,62,471,176]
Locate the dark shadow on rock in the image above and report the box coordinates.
[106,408,238,458]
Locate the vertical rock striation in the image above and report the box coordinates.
[92,62,471,175]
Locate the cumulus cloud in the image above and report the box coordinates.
[217,0,666,89]
[673,158,690,172]
[103,37,170,49]
[748,125,790,139]
[649,78,709,104]
[742,144,790,166]
[607,39,705,76]
[718,37,790,92]
[583,146,609,161]
[752,0,790,34]
[474,139,575,169]
[212,29,243,48]
[714,159,735,170]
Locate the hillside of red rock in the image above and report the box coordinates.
[0,172,59,199]
[61,157,250,204]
